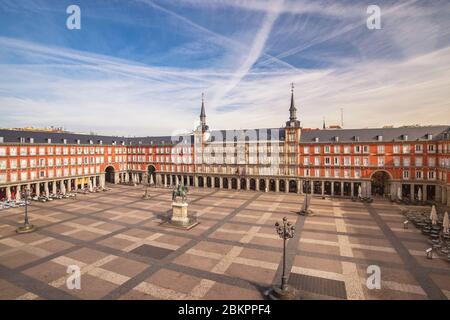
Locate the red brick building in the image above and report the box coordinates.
[1,89,449,206]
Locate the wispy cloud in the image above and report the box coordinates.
[0,0,449,136]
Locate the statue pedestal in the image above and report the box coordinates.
[171,202,189,224]
[160,201,199,230]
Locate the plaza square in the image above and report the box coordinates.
[1,185,449,300]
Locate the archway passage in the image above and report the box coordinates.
[105,166,115,183]
[259,179,266,192]
[240,178,246,190]
[269,179,276,192]
[288,180,297,193]
[147,165,156,185]
[371,171,390,197]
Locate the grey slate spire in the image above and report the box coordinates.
[286,83,300,128]
[199,93,208,132]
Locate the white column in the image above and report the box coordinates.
[6,186,11,201]
[35,183,40,196]
[52,181,57,194]
[44,181,50,196]
[15,186,21,200]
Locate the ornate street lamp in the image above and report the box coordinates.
[267,217,297,300]
[16,187,36,234]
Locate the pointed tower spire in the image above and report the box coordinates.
[323,117,326,129]
[286,83,300,128]
[199,93,208,132]
[289,83,297,121]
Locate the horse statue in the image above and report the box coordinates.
[172,184,188,203]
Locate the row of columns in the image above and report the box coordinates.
[154,174,370,197]
[1,174,105,201]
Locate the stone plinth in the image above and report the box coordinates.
[171,201,189,224]
[160,201,199,230]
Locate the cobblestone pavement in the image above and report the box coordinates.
[0,184,449,300]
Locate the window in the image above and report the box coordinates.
[343,146,350,154]
[393,145,400,154]
[10,147,17,156]
[333,157,340,165]
[428,157,436,167]
[324,145,330,153]
[428,171,435,180]
[325,157,331,165]
[415,157,423,167]
[0,147,5,156]
[303,157,310,165]
[427,144,436,153]
[354,157,361,166]
[344,157,351,166]
[377,157,385,167]
[415,144,423,153]
[403,170,410,179]
[314,146,320,154]
[402,145,410,154]
[394,157,400,167]
[314,157,320,165]
[0,160,6,169]
[20,147,27,156]
[303,146,309,154]
[363,145,369,153]
[403,157,410,167]
[415,170,422,179]
[334,145,340,153]
[354,145,361,153]
[363,157,369,166]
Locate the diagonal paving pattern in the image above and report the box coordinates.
[0,184,449,300]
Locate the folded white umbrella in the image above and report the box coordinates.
[430,205,438,225]
[417,187,422,201]
[443,212,449,234]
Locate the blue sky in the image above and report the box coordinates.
[0,0,449,136]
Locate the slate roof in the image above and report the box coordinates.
[0,125,448,146]
[300,126,450,143]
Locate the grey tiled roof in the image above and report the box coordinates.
[0,129,193,146]
[0,125,448,146]
[300,126,450,143]
[208,128,286,142]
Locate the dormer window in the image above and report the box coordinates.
[89,140,93,145]
[426,134,433,140]
[20,137,26,143]
[334,136,339,142]
[62,138,67,144]
[76,139,80,144]
[29,138,34,143]
[354,136,360,142]
[98,140,103,145]
[314,137,319,142]
[377,135,383,142]
[47,138,52,144]
[112,140,116,145]
[0,137,3,143]
[403,134,408,141]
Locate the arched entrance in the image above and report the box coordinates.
[147,165,156,185]
[231,178,238,189]
[259,179,266,192]
[269,179,276,192]
[371,171,391,197]
[288,180,297,193]
[240,178,247,190]
[105,166,115,183]
[250,179,256,191]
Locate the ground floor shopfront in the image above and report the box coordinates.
[123,170,450,206]
[0,174,106,201]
